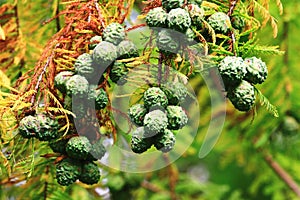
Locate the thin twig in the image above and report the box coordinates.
[228,0,238,56]
[56,0,61,31]
[94,0,105,28]
[157,53,163,86]
[30,56,52,104]
[43,165,50,200]
[263,154,300,197]
[163,154,178,200]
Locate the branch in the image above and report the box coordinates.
[228,0,238,16]
[43,166,50,200]
[228,0,239,56]
[263,154,300,197]
[30,56,52,104]
[157,52,163,86]
[55,0,61,32]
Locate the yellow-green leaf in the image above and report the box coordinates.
[0,25,5,40]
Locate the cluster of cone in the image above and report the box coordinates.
[219,56,268,111]
[51,136,106,186]
[128,82,189,153]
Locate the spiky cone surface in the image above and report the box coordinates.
[131,127,153,153]
[117,40,139,59]
[227,80,256,112]
[128,104,148,126]
[92,41,118,67]
[66,136,92,160]
[79,162,101,185]
[156,29,180,54]
[89,35,102,50]
[18,115,39,138]
[218,56,247,87]
[145,7,168,28]
[56,158,82,186]
[143,87,168,109]
[49,138,69,154]
[187,4,204,27]
[154,129,176,153]
[102,23,125,45]
[167,8,192,32]
[162,0,184,12]
[161,82,188,105]
[244,57,268,84]
[54,71,74,93]
[65,74,89,97]
[207,12,231,34]
[144,109,168,137]
[166,105,188,130]
[74,53,94,76]
[87,140,106,161]
[35,114,59,141]
[109,61,128,85]
[87,86,108,110]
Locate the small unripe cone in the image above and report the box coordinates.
[167,8,192,32]
[227,80,256,112]
[49,138,69,154]
[87,85,109,110]
[66,136,92,160]
[87,140,106,161]
[35,114,59,141]
[218,56,247,87]
[74,53,94,76]
[18,115,39,138]
[143,87,168,109]
[144,109,168,137]
[109,61,128,85]
[207,12,231,33]
[102,23,125,45]
[79,162,101,185]
[131,127,153,153]
[161,82,188,105]
[154,129,176,153]
[92,41,118,67]
[117,40,139,59]
[54,71,74,93]
[145,7,168,28]
[166,105,188,130]
[65,75,89,97]
[128,104,148,126]
[56,158,82,186]
[156,29,180,54]
[244,57,268,84]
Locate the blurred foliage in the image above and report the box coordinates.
[1,0,300,200]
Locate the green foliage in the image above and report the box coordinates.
[255,87,279,118]
[3,0,300,200]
